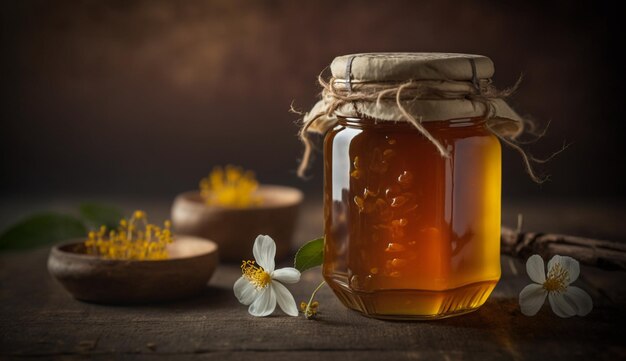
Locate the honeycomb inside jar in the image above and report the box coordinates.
[323,116,502,319]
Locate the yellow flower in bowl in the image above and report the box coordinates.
[172,166,303,262]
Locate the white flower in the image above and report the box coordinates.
[233,235,301,317]
[519,254,593,318]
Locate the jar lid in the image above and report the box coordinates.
[330,53,494,82]
[298,52,542,182]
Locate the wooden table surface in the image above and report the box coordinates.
[0,197,625,360]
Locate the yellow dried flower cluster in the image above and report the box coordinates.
[300,301,320,319]
[200,165,262,208]
[84,210,173,260]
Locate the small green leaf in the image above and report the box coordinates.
[79,202,124,229]
[294,237,324,272]
[0,213,87,251]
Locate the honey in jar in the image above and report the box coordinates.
[324,116,501,319]
[301,53,524,319]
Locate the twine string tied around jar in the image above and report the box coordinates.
[295,59,550,183]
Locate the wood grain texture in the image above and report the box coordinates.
[1,200,625,361]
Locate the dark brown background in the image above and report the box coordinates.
[1,0,623,201]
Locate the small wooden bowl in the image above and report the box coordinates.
[171,185,303,262]
[48,236,218,304]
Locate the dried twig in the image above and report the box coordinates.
[501,226,626,271]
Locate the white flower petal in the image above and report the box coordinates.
[519,283,547,316]
[233,276,257,305]
[549,292,577,318]
[547,255,561,275]
[248,286,276,317]
[272,281,299,316]
[526,255,546,284]
[563,286,593,316]
[272,267,301,284]
[548,255,580,285]
[253,235,276,272]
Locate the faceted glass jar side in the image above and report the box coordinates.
[323,116,502,320]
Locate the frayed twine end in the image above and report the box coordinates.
[294,75,563,183]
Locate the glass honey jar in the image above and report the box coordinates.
[300,53,525,319]
[323,116,501,319]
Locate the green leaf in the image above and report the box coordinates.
[0,213,87,251]
[294,237,324,272]
[79,202,124,229]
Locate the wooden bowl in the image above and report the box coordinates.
[171,185,303,262]
[47,236,218,304]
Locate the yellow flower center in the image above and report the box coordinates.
[543,263,569,293]
[241,260,271,289]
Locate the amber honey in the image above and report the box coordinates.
[323,116,501,319]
